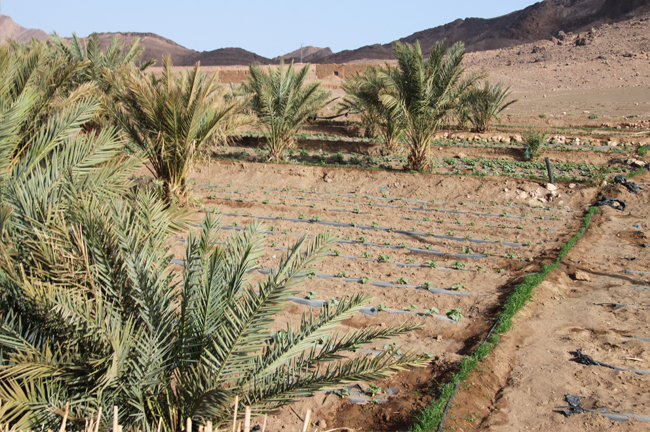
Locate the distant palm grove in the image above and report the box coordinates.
[0,30,515,431]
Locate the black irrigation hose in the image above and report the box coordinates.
[419,205,601,432]
[200,183,573,214]
[432,273,529,431]
[170,241,488,296]
[436,380,461,432]
[218,212,526,248]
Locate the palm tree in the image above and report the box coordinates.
[108,55,250,201]
[457,81,517,132]
[0,46,427,432]
[51,32,156,93]
[339,65,402,154]
[382,40,482,171]
[245,61,330,161]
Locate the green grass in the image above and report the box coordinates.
[410,205,600,432]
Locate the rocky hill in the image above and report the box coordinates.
[316,0,650,63]
[0,15,47,44]
[275,46,333,63]
[187,47,274,66]
[3,0,650,66]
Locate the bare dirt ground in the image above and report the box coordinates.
[148,13,650,431]
[164,161,599,431]
[445,171,650,432]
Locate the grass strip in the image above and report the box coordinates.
[410,205,600,432]
[625,167,648,179]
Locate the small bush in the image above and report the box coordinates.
[588,113,600,119]
[638,145,648,156]
[523,129,548,160]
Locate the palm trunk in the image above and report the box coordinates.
[407,139,430,171]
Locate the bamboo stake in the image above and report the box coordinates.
[157,417,163,432]
[205,421,212,432]
[94,407,103,432]
[231,396,239,432]
[260,415,267,432]
[187,418,192,432]
[117,426,123,432]
[243,407,251,432]
[59,403,69,432]
[300,409,311,432]
[113,406,119,432]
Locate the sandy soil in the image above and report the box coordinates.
[444,170,650,432]
[163,160,599,431]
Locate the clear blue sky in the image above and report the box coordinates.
[5,0,540,58]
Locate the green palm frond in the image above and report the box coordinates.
[382,40,483,170]
[245,61,330,161]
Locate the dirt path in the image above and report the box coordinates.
[445,170,650,431]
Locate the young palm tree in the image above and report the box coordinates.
[382,40,482,171]
[51,32,156,93]
[245,61,330,161]
[0,47,427,432]
[339,66,402,153]
[108,55,250,201]
[458,81,517,132]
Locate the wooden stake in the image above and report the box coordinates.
[243,407,251,432]
[300,409,311,432]
[94,407,103,432]
[59,403,69,432]
[237,423,241,432]
[231,396,239,432]
[187,418,192,432]
[113,406,119,432]
[205,421,212,432]
[260,415,267,432]
[117,426,123,432]
[157,417,163,432]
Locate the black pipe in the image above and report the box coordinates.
[545,157,555,185]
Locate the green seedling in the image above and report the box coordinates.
[396,277,409,285]
[426,260,438,268]
[298,214,306,219]
[357,236,367,244]
[333,388,350,398]
[337,271,349,278]
[424,307,440,316]
[462,247,474,254]
[421,282,434,289]
[505,253,516,259]
[361,276,371,284]
[383,240,391,245]
[305,291,317,300]
[405,304,417,311]
[451,261,466,270]
[332,250,341,256]
[362,252,373,258]
[450,283,465,291]
[399,242,409,249]
[446,308,464,321]
[377,304,387,311]
[312,215,321,222]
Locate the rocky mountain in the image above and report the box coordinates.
[0,15,48,44]
[3,0,650,66]
[187,47,274,66]
[315,0,650,63]
[275,46,333,63]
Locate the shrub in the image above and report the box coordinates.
[523,129,548,160]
